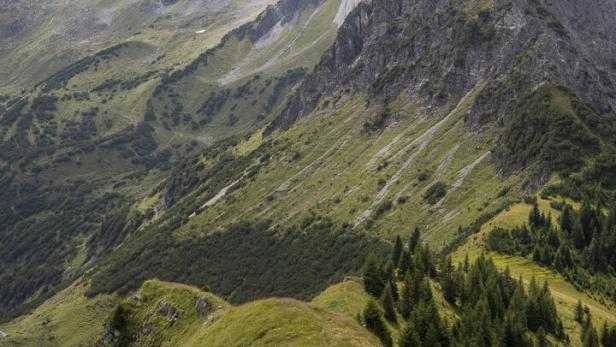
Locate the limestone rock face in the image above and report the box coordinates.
[267,0,616,180]
[195,295,210,317]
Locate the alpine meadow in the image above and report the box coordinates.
[1,0,616,346]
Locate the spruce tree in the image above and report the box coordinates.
[560,204,574,233]
[392,235,403,266]
[583,323,600,347]
[440,256,457,303]
[537,327,551,347]
[579,202,595,246]
[526,277,541,331]
[363,252,385,297]
[399,323,421,347]
[363,300,392,347]
[409,227,421,254]
[400,272,414,319]
[388,278,399,302]
[601,322,616,347]
[575,300,584,324]
[502,283,531,347]
[529,203,543,227]
[381,283,397,323]
[398,250,412,279]
[463,254,470,273]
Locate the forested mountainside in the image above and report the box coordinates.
[1,0,616,346]
[0,0,345,318]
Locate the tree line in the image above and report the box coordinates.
[487,198,616,303]
[358,228,612,347]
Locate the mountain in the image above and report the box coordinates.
[2,0,616,346]
[0,0,350,318]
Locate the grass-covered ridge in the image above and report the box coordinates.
[95,279,381,347]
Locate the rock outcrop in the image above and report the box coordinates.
[267,0,616,176]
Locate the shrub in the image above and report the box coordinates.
[423,182,448,204]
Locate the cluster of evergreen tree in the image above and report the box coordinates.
[362,228,445,347]
[362,229,568,347]
[573,300,616,347]
[487,199,616,301]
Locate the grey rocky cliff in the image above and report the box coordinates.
[268,0,616,136]
[263,0,616,185]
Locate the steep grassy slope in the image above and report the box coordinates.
[0,0,277,92]
[3,0,616,345]
[93,279,380,347]
[0,280,117,347]
[0,0,347,318]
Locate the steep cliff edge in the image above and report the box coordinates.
[269,0,616,179]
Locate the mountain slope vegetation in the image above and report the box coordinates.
[0,0,348,318]
[2,0,616,345]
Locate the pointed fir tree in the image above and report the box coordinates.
[400,272,414,319]
[601,321,616,347]
[363,300,392,347]
[398,249,412,279]
[381,282,397,323]
[560,204,574,233]
[537,327,551,347]
[463,254,470,273]
[363,252,385,297]
[583,323,601,347]
[575,300,584,324]
[392,234,403,266]
[399,323,421,347]
[409,227,421,254]
[502,283,531,347]
[529,203,543,227]
[440,256,457,303]
[388,278,399,302]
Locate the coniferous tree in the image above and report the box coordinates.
[502,284,532,347]
[399,323,421,347]
[537,327,551,347]
[573,225,587,249]
[416,244,434,277]
[475,297,498,347]
[601,322,616,347]
[579,202,594,245]
[463,254,470,273]
[554,245,574,271]
[392,235,404,266]
[583,323,600,347]
[383,260,395,282]
[529,203,543,227]
[398,250,412,279]
[560,204,574,233]
[388,278,399,302]
[575,300,584,324]
[363,300,392,347]
[363,252,385,297]
[411,296,449,347]
[440,256,457,303]
[409,227,421,254]
[381,283,397,323]
[400,272,414,319]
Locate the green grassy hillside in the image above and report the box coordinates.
[92,279,380,347]
[0,0,277,93]
[0,0,345,318]
[0,280,117,347]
